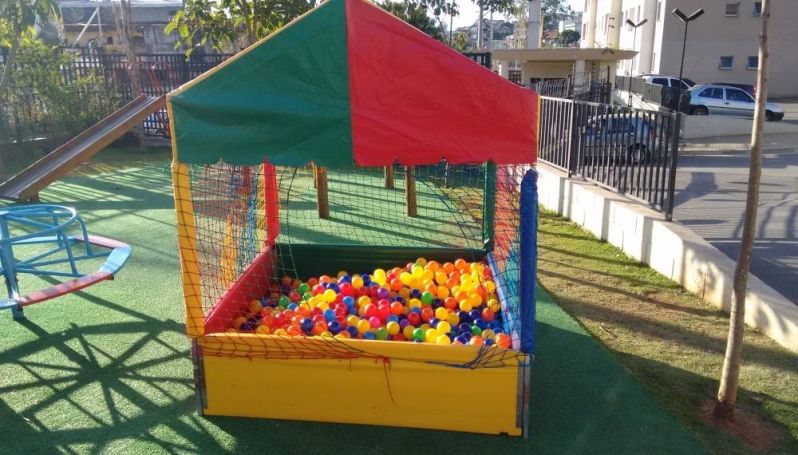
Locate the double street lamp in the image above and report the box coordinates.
[672,8,705,112]
[625,18,648,106]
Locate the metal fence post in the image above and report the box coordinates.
[567,100,578,177]
[665,112,681,220]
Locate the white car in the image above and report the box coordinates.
[640,74,695,90]
[688,84,784,121]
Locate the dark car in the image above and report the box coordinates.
[710,82,756,98]
[581,114,662,164]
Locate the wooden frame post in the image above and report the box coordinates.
[316,165,329,219]
[405,166,417,217]
[384,165,394,188]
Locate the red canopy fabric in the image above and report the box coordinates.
[346,0,538,166]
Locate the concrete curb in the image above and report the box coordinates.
[536,162,798,353]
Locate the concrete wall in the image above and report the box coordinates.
[536,162,798,353]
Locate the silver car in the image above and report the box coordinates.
[688,84,784,121]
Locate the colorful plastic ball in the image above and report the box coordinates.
[363,332,376,340]
[346,325,359,338]
[474,318,488,330]
[328,321,342,334]
[421,291,434,305]
[469,336,484,346]
[459,300,473,312]
[446,312,460,327]
[364,303,379,319]
[390,301,405,315]
[434,307,448,321]
[407,312,421,326]
[287,303,299,312]
[233,316,248,329]
[368,316,382,329]
[458,323,471,334]
[323,309,336,322]
[300,318,314,334]
[469,309,481,321]
[386,321,400,335]
[278,295,291,308]
[357,319,371,334]
[320,289,335,303]
[482,307,495,322]
[470,325,483,336]
[455,335,468,344]
[339,283,354,296]
[481,329,495,340]
[399,319,410,329]
[425,328,439,343]
[273,328,288,336]
[420,307,434,322]
[496,333,512,349]
[435,334,451,345]
[351,276,364,289]
[403,325,416,339]
[256,325,271,335]
[443,297,458,310]
[437,321,452,334]
[377,288,389,300]
[412,327,425,341]
[375,327,389,340]
[378,303,391,321]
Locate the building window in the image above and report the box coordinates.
[656,1,662,21]
[747,56,759,69]
[720,56,734,69]
[753,2,762,16]
[725,3,740,16]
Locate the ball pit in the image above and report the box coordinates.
[228,258,509,348]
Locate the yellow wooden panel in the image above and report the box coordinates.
[201,354,523,435]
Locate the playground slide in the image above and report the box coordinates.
[0,95,165,202]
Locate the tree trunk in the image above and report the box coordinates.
[0,35,19,99]
[115,0,145,149]
[714,0,770,419]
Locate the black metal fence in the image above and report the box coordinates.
[538,95,680,218]
[533,79,612,104]
[616,75,687,112]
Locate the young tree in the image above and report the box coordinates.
[558,29,579,46]
[380,1,445,41]
[0,0,59,98]
[714,0,770,419]
[165,0,316,56]
[541,0,572,30]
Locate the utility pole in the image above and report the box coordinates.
[714,0,770,419]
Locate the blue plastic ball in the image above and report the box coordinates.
[363,332,376,340]
[458,323,471,333]
[343,296,355,307]
[432,298,443,308]
[458,311,471,323]
[339,274,352,283]
[328,321,342,334]
[387,315,399,323]
[287,303,299,311]
[429,318,440,328]
[410,289,422,298]
[469,310,481,320]
[392,296,405,303]
[240,322,254,332]
[474,318,488,330]
[323,309,336,322]
[484,338,495,346]
[347,326,359,338]
[362,274,372,285]
[455,336,468,344]
[300,318,313,333]
[411,307,422,314]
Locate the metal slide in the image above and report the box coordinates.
[0,95,165,202]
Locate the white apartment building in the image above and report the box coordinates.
[581,0,798,96]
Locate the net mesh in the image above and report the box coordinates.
[173,160,533,367]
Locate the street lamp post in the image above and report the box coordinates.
[625,18,648,107]
[665,8,704,220]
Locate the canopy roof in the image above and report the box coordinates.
[168,0,538,167]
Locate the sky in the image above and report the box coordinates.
[449,0,584,30]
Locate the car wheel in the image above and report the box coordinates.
[766,110,775,121]
[691,106,708,116]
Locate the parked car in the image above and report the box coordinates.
[640,74,695,89]
[688,84,784,121]
[581,114,662,164]
[709,82,756,98]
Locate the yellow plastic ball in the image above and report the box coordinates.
[435,272,448,285]
[323,289,337,303]
[399,272,413,285]
[468,293,482,307]
[386,321,400,335]
[488,298,500,312]
[436,286,450,299]
[337,270,348,278]
[425,328,439,343]
[357,319,371,334]
[256,325,271,335]
[346,315,359,327]
[437,321,452,334]
[481,329,495,340]
[352,276,364,289]
[446,312,460,326]
[273,328,288,336]
[434,307,448,321]
[459,300,473,312]
[435,334,451,345]
[408,298,422,309]
[416,257,428,266]
[485,280,496,293]
[403,325,415,339]
[233,316,247,329]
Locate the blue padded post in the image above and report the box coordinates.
[519,169,538,354]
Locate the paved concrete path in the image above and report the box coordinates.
[674,150,798,304]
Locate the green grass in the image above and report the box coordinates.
[537,209,798,454]
[0,147,707,454]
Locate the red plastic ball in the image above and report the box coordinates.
[407,312,421,326]
[390,301,404,315]
[339,283,354,296]
[364,303,379,319]
[378,304,391,321]
[420,307,434,322]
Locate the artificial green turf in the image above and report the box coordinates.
[0,147,704,454]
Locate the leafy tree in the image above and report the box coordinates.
[165,0,315,56]
[380,1,444,41]
[452,31,469,51]
[558,29,579,46]
[0,0,60,98]
[541,0,572,30]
